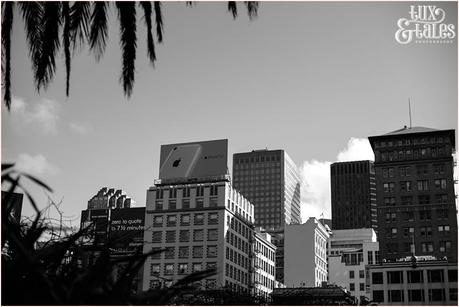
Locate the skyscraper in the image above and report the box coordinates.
[232,149,301,283]
[330,160,377,231]
[368,126,457,262]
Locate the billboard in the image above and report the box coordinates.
[108,207,145,251]
[159,139,228,181]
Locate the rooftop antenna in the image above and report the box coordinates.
[408,98,412,128]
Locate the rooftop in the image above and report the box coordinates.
[384,126,439,136]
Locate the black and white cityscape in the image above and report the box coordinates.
[2,1,458,305]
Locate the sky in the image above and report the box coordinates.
[2,1,458,228]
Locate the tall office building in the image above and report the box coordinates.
[233,149,301,283]
[368,126,457,262]
[330,161,377,231]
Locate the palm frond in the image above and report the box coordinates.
[89,2,109,61]
[139,2,156,65]
[62,2,71,96]
[19,2,43,77]
[227,1,237,19]
[69,2,91,51]
[154,2,163,43]
[116,2,137,98]
[244,1,258,19]
[35,2,62,91]
[1,2,14,109]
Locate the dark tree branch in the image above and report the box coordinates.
[62,2,71,96]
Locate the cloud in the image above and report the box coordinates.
[15,153,59,176]
[69,122,92,134]
[9,96,60,134]
[299,138,374,222]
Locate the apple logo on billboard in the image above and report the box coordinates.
[172,158,181,167]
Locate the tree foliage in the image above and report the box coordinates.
[1,1,259,110]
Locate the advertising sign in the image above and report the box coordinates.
[109,207,145,251]
[159,139,228,181]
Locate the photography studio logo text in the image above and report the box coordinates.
[395,5,456,44]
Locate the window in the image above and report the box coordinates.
[448,270,458,282]
[208,229,218,241]
[367,251,373,265]
[166,215,176,227]
[156,189,164,199]
[182,187,191,198]
[164,264,174,275]
[196,186,204,197]
[359,270,365,278]
[419,209,431,221]
[152,231,162,243]
[408,270,423,283]
[421,242,434,253]
[450,288,458,301]
[434,179,447,189]
[436,208,448,219]
[178,263,188,274]
[401,196,413,206]
[439,241,452,252]
[210,185,218,196]
[417,180,429,191]
[429,289,445,302]
[208,212,219,225]
[384,197,396,206]
[150,263,160,275]
[428,270,444,283]
[387,271,403,284]
[193,229,204,241]
[349,270,355,279]
[403,227,415,238]
[179,230,190,242]
[165,247,175,259]
[359,283,364,291]
[151,247,162,259]
[192,263,202,272]
[433,164,445,174]
[402,211,414,222]
[178,246,189,258]
[408,289,424,302]
[169,200,176,210]
[207,262,217,270]
[194,213,204,225]
[149,280,161,289]
[399,166,411,177]
[420,226,432,237]
[207,245,218,258]
[153,216,163,227]
[435,194,448,204]
[418,195,431,205]
[193,246,203,258]
[349,283,355,291]
[182,199,190,209]
[383,182,395,193]
[373,290,384,302]
[180,214,190,226]
[196,198,204,208]
[388,290,404,302]
[155,200,163,210]
[169,188,177,198]
[165,230,176,243]
[438,225,451,235]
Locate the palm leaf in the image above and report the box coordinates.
[228,1,237,19]
[35,2,61,91]
[154,2,163,43]
[139,2,156,65]
[244,1,258,19]
[116,2,137,98]
[89,2,109,61]
[62,2,71,96]
[69,2,91,51]
[1,2,14,110]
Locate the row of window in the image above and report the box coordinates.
[150,245,218,260]
[152,212,219,227]
[255,257,275,276]
[373,288,457,303]
[225,263,249,285]
[384,208,449,222]
[379,146,448,162]
[226,230,250,255]
[156,185,219,200]
[150,261,217,276]
[255,240,275,261]
[228,215,251,240]
[349,270,365,279]
[254,272,275,289]
[234,154,281,164]
[384,194,448,206]
[383,179,448,193]
[382,164,446,178]
[152,228,219,244]
[385,241,453,253]
[372,269,457,284]
[154,197,220,210]
[349,282,365,292]
[374,137,448,148]
[384,225,451,238]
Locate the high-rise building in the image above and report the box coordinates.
[327,228,379,304]
[233,149,301,283]
[330,161,377,230]
[284,217,330,288]
[368,126,457,262]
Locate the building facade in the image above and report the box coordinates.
[253,229,276,298]
[368,127,457,262]
[368,257,457,305]
[330,161,377,230]
[142,181,266,294]
[328,228,379,304]
[87,187,133,210]
[233,149,301,283]
[284,217,330,287]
